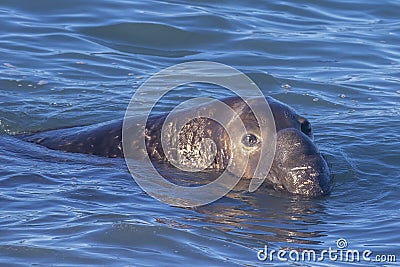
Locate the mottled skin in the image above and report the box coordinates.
[22,97,331,197]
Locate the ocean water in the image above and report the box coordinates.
[0,0,399,266]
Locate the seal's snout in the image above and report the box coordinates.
[272,128,331,197]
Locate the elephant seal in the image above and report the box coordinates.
[21,96,331,197]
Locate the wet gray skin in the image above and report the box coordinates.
[21,96,331,197]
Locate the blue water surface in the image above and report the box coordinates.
[0,0,399,266]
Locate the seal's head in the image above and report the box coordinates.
[222,97,331,197]
[21,92,331,198]
[145,96,331,198]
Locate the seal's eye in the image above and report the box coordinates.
[300,120,312,137]
[242,134,259,147]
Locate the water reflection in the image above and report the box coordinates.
[184,189,328,248]
[143,162,329,247]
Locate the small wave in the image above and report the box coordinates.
[78,22,208,57]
